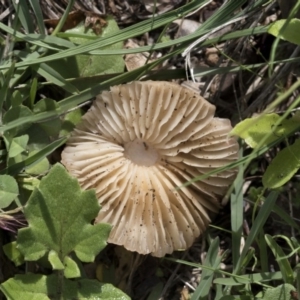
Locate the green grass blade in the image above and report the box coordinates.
[233,191,278,274]
[200,0,247,30]
[273,204,300,231]
[24,34,75,49]
[12,1,34,33]
[51,0,75,36]
[219,296,253,300]
[191,238,223,299]
[0,23,61,51]
[36,63,79,95]
[231,148,244,268]
[29,77,38,108]
[265,234,294,284]
[0,62,15,111]
[28,0,46,34]
[214,271,285,286]
[165,257,274,288]
[257,230,269,273]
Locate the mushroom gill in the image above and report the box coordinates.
[61,81,239,257]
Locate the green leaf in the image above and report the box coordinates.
[63,256,81,279]
[59,108,85,137]
[0,274,130,300]
[231,113,299,148]
[25,150,49,176]
[33,99,61,137]
[2,137,67,175]
[262,139,300,189]
[25,125,50,152]
[6,125,51,172]
[48,250,64,270]
[17,177,40,207]
[147,282,164,300]
[268,19,300,46]
[17,164,111,262]
[8,135,29,158]
[18,177,40,191]
[11,91,23,108]
[33,98,58,113]
[48,17,124,79]
[0,175,19,208]
[3,106,33,138]
[3,242,24,267]
[262,283,295,300]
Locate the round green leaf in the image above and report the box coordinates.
[3,242,24,267]
[0,175,19,208]
[8,135,29,158]
[263,283,295,300]
[263,139,300,189]
[3,106,33,139]
[231,113,299,148]
[268,19,300,46]
[67,18,124,77]
[11,90,23,108]
[33,99,61,137]
[25,125,50,152]
[63,256,81,279]
[48,250,64,270]
[48,17,124,79]
[33,98,58,113]
[59,108,84,137]
[25,150,50,176]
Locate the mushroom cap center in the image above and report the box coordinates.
[124,139,159,167]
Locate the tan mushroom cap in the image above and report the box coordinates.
[61,81,239,257]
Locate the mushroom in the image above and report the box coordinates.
[61,81,239,257]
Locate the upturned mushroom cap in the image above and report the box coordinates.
[61,81,238,257]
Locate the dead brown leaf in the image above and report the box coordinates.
[180,285,190,300]
[125,39,155,71]
[44,10,107,35]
